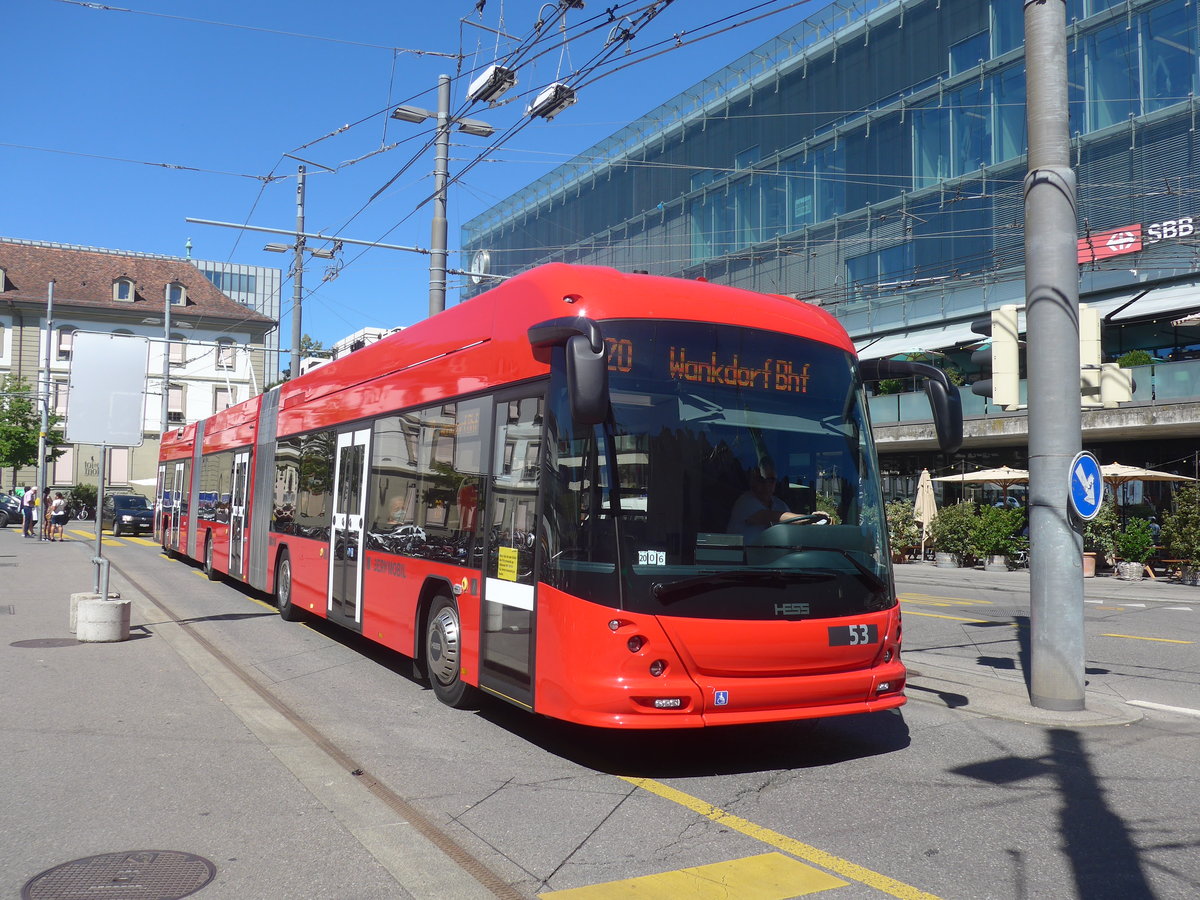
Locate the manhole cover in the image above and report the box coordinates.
[11,639,80,649]
[22,851,215,899]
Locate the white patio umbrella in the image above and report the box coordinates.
[913,468,938,558]
[1100,463,1196,487]
[933,465,1030,505]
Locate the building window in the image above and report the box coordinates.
[57,326,75,361]
[0,266,7,292]
[53,446,75,487]
[108,447,130,485]
[113,278,135,302]
[167,282,187,306]
[214,387,233,412]
[52,381,68,417]
[168,384,186,423]
[216,339,236,369]
[169,333,186,366]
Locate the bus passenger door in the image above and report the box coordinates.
[480,392,544,709]
[228,450,250,578]
[165,462,185,550]
[328,428,369,631]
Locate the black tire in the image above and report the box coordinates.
[79,507,92,521]
[276,551,301,621]
[203,534,219,581]
[112,521,122,537]
[0,510,9,528]
[424,595,475,709]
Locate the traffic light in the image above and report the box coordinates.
[1100,362,1134,406]
[1079,304,1103,408]
[1079,303,1134,408]
[970,304,1020,409]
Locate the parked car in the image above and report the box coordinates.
[101,493,155,536]
[0,492,21,528]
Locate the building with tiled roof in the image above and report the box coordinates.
[0,238,277,495]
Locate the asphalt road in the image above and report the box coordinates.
[27,530,1200,899]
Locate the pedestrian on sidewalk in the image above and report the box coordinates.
[21,487,36,538]
[41,488,52,540]
[50,492,68,541]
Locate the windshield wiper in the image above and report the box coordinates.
[652,570,826,604]
[766,544,888,592]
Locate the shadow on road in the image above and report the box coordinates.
[952,727,1155,899]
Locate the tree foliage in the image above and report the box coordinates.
[0,375,66,482]
[1161,484,1200,565]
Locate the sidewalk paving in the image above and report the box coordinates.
[0,533,493,900]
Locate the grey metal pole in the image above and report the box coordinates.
[429,74,451,316]
[290,165,306,379]
[93,446,107,594]
[1025,0,1085,710]
[160,284,171,434]
[37,280,54,542]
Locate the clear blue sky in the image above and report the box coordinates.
[6,0,831,347]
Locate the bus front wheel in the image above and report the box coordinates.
[203,534,219,581]
[276,551,301,622]
[425,595,474,709]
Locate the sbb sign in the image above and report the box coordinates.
[1077,216,1194,264]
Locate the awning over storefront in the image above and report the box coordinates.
[854,322,982,360]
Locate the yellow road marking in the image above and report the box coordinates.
[1101,634,1193,644]
[620,777,942,900]
[539,852,847,898]
[122,536,159,546]
[901,609,992,623]
[899,593,994,606]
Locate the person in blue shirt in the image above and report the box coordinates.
[727,461,829,543]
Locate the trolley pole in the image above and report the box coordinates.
[290,165,306,380]
[429,74,451,317]
[37,280,54,542]
[1025,0,1086,710]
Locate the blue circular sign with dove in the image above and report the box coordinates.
[1069,451,1104,520]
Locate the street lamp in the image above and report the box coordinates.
[392,74,495,317]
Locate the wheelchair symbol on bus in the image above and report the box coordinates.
[714,690,729,706]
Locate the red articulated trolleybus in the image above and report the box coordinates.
[158,264,961,728]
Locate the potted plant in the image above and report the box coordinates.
[885,499,920,563]
[929,501,977,568]
[972,505,1025,571]
[1113,518,1156,581]
[1160,484,1200,584]
[1083,495,1119,576]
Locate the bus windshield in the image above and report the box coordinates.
[544,319,890,621]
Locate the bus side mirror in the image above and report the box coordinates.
[859,358,964,454]
[528,316,611,426]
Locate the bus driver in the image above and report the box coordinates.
[726,461,829,543]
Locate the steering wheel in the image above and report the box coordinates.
[789,511,831,525]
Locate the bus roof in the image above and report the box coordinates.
[275,264,853,420]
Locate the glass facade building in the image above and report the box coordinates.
[465,0,1198,298]
[462,0,1200,495]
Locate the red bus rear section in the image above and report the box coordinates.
[157,264,949,729]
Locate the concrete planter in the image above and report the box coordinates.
[1116,561,1145,581]
[1082,552,1097,578]
[935,552,960,568]
[984,554,1009,572]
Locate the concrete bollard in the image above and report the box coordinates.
[76,597,132,643]
[69,591,121,634]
